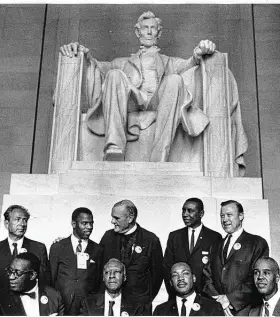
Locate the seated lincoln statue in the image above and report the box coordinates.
[59,11,248,175]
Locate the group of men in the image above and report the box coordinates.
[0,198,276,316]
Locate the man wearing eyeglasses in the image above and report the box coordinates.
[0,205,50,291]
[0,252,64,316]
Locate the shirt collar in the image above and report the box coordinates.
[229,226,243,239]
[124,224,137,235]
[139,45,160,54]
[105,290,122,301]
[264,287,280,310]
[176,291,196,309]
[71,234,88,243]
[188,223,203,233]
[8,236,24,250]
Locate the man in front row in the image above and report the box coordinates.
[153,262,223,316]
[80,258,152,315]
[250,256,280,316]
[0,252,64,316]
[203,200,269,316]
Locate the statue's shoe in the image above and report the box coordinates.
[104,145,124,161]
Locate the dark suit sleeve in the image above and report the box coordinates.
[202,244,220,297]
[152,305,162,316]
[49,244,59,287]
[227,238,269,312]
[162,232,175,295]
[57,290,65,316]
[150,237,163,300]
[39,244,51,286]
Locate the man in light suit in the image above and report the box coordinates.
[60,11,216,162]
[163,198,222,296]
[153,262,224,316]
[0,252,64,316]
[250,256,280,316]
[203,200,269,316]
[0,205,50,291]
[80,258,151,315]
[49,207,103,315]
[99,199,163,304]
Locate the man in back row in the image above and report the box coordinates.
[163,198,222,296]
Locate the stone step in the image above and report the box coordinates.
[9,172,263,199]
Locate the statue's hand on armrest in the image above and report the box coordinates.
[193,39,216,63]
[60,42,92,62]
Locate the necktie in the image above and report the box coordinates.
[223,234,232,262]
[181,298,187,316]
[108,300,115,316]
[21,292,36,299]
[76,239,82,253]
[189,229,195,254]
[264,302,270,317]
[12,243,18,258]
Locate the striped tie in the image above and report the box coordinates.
[76,239,82,253]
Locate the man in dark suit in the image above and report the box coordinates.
[250,256,280,316]
[99,199,163,304]
[203,200,269,316]
[0,204,50,291]
[80,258,151,315]
[153,262,223,316]
[163,198,222,296]
[0,252,64,316]
[49,207,103,315]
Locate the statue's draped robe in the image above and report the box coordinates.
[85,51,248,176]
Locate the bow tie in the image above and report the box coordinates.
[139,46,160,54]
[21,291,36,299]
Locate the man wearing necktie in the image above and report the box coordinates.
[163,198,222,296]
[250,256,280,316]
[49,207,103,315]
[99,199,163,304]
[153,262,224,316]
[0,205,50,291]
[203,200,269,316]
[60,11,216,162]
[80,258,152,315]
[0,252,64,316]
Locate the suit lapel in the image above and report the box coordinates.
[93,294,105,316]
[189,294,201,316]
[182,228,191,259]
[11,292,26,316]
[273,298,280,316]
[225,231,247,263]
[127,225,142,266]
[156,53,170,83]
[191,226,204,256]
[39,285,50,316]
[128,52,143,85]
[2,238,12,258]
[22,237,30,251]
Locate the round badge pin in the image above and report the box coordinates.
[40,295,48,304]
[233,243,241,250]
[135,246,142,254]
[20,248,27,253]
[192,303,201,311]
[121,311,129,316]
[202,256,209,264]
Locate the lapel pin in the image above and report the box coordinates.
[192,303,201,311]
[135,246,142,254]
[233,243,241,250]
[202,256,209,264]
[40,295,48,304]
[20,248,27,253]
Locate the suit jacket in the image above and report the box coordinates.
[0,237,50,290]
[0,284,64,316]
[163,225,222,295]
[49,236,103,315]
[249,298,280,316]
[153,293,224,316]
[203,230,269,315]
[80,292,152,316]
[99,224,163,304]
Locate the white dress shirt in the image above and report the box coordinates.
[104,291,122,316]
[8,236,24,254]
[71,234,88,254]
[188,224,202,250]
[223,227,243,257]
[262,288,280,316]
[176,291,196,316]
[20,282,40,316]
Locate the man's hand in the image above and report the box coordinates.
[193,39,216,61]
[60,42,90,59]
[212,294,233,316]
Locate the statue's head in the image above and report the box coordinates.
[134,11,162,48]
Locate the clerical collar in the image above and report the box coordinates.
[139,45,160,54]
[124,224,137,235]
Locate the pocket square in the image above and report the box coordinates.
[202,251,209,255]
[90,259,95,263]
[49,313,58,316]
